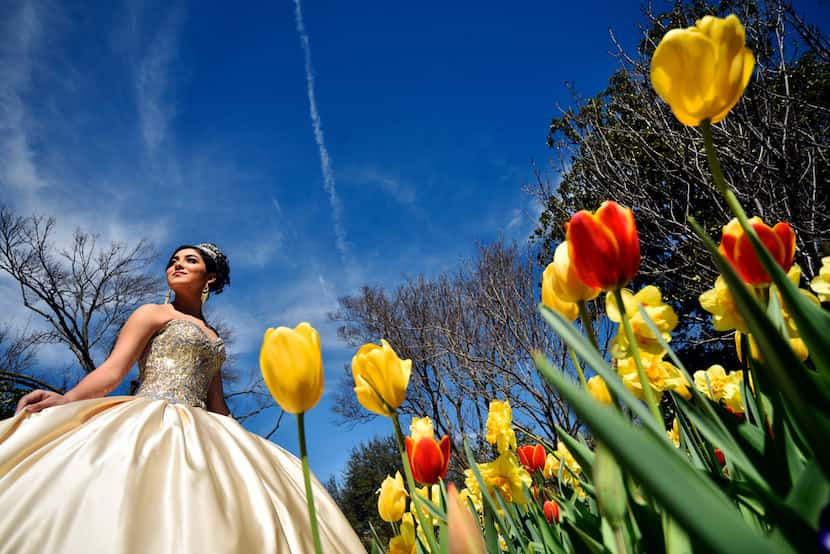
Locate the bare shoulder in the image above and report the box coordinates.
[128,304,174,330]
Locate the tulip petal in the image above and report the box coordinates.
[733,222,782,284]
[597,202,640,285]
[411,438,445,485]
[567,211,620,289]
[651,28,717,126]
[439,435,451,479]
[773,222,796,270]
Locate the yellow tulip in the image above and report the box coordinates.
[550,241,600,303]
[485,399,517,454]
[259,322,324,414]
[541,263,579,321]
[377,471,408,523]
[651,14,754,126]
[351,339,411,416]
[587,375,612,405]
[388,512,417,554]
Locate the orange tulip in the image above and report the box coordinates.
[719,217,795,285]
[517,444,546,473]
[566,201,640,290]
[406,435,451,485]
[543,500,560,524]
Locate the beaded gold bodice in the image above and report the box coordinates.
[134,319,225,409]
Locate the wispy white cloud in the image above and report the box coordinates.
[135,6,182,160]
[0,0,47,192]
[292,0,350,266]
[349,166,417,204]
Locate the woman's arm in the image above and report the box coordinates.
[206,370,231,417]
[17,304,166,413]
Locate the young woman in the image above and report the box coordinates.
[0,243,364,553]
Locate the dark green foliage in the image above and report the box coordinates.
[326,435,402,549]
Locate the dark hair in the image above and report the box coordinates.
[167,243,231,295]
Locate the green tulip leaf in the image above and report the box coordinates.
[533,352,790,554]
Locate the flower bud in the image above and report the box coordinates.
[543,500,560,524]
[593,442,628,529]
[516,444,546,473]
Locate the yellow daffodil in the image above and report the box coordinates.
[606,285,678,357]
[548,241,601,303]
[543,441,585,498]
[668,418,680,448]
[587,375,612,405]
[542,263,580,321]
[410,416,435,442]
[736,330,809,364]
[810,256,830,302]
[699,276,748,333]
[485,399,517,454]
[351,339,411,416]
[471,451,532,505]
[259,323,324,414]
[651,14,754,126]
[459,481,483,516]
[388,512,417,554]
[694,365,745,414]
[617,352,691,401]
[377,472,407,523]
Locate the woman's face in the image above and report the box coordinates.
[166,248,214,295]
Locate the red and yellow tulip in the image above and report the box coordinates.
[718,217,795,285]
[566,201,640,290]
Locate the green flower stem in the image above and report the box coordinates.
[297,413,323,554]
[612,288,663,425]
[569,347,588,387]
[701,120,753,231]
[391,412,440,554]
[577,300,600,352]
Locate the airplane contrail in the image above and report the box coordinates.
[292,0,350,264]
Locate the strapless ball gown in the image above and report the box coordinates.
[0,319,364,553]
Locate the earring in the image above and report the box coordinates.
[201,284,210,304]
[164,289,172,304]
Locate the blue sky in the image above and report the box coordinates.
[2,0,828,482]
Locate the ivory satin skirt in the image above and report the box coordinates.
[0,396,365,553]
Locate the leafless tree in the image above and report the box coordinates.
[0,326,60,418]
[331,241,612,460]
[0,207,163,374]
